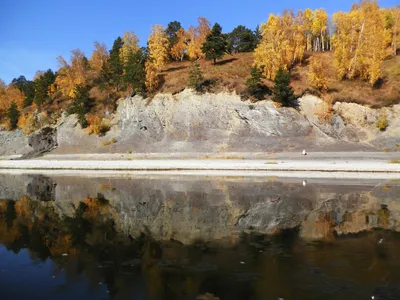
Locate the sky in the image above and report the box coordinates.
[0,0,398,84]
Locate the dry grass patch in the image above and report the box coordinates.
[389,159,400,164]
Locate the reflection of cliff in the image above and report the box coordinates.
[1,174,400,243]
[2,175,400,299]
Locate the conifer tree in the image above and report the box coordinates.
[272,68,297,107]
[188,61,204,91]
[123,49,147,96]
[202,23,227,64]
[246,66,267,100]
[7,102,20,130]
[66,85,94,128]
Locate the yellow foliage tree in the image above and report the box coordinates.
[187,17,211,60]
[332,1,387,85]
[55,49,89,98]
[0,85,25,112]
[89,41,108,76]
[308,56,329,91]
[147,25,169,71]
[171,28,189,61]
[254,11,306,79]
[120,31,140,66]
[145,61,159,93]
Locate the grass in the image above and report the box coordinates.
[160,51,400,107]
[264,161,278,164]
[389,159,400,164]
[101,138,117,147]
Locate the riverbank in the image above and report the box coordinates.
[0,152,400,177]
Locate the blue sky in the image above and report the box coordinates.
[0,0,398,83]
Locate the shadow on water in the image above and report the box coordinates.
[1,174,400,299]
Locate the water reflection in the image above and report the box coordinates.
[0,174,400,299]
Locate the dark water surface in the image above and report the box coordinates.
[0,173,400,300]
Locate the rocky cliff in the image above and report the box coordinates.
[1,91,400,157]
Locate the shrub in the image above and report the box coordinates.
[7,102,20,130]
[246,66,269,100]
[188,61,204,91]
[376,113,389,131]
[17,113,37,134]
[86,115,111,136]
[66,85,94,128]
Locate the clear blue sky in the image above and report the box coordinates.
[0,0,398,83]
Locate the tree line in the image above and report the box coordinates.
[0,1,399,130]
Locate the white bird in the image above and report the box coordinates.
[302,180,307,187]
[302,149,307,155]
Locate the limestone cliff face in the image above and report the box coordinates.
[1,90,400,156]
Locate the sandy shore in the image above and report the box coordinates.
[0,157,399,173]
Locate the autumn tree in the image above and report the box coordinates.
[123,48,147,95]
[228,25,258,53]
[120,31,140,66]
[254,11,306,79]
[171,28,189,61]
[7,102,20,130]
[147,25,169,71]
[332,1,387,85]
[187,17,211,60]
[55,49,89,98]
[202,23,227,64]
[308,56,329,91]
[0,85,25,113]
[89,41,108,77]
[34,69,56,106]
[273,68,296,107]
[145,61,159,93]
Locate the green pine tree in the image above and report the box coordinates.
[122,49,147,96]
[101,37,124,92]
[7,102,20,130]
[246,66,267,100]
[202,23,227,64]
[34,69,55,107]
[66,85,94,128]
[188,61,204,91]
[272,68,297,107]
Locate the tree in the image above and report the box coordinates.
[7,102,20,130]
[187,17,211,60]
[34,69,56,106]
[228,25,258,53]
[332,1,387,85]
[254,11,306,80]
[145,61,159,93]
[89,41,109,76]
[123,49,147,95]
[0,86,25,113]
[188,61,204,90]
[120,31,140,66]
[246,66,267,100]
[171,28,189,61]
[11,75,35,107]
[66,85,94,128]
[147,25,169,71]
[165,21,182,50]
[272,68,296,107]
[101,37,124,92]
[202,23,227,64]
[308,56,329,91]
[55,49,89,98]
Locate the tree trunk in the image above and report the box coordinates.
[213,58,216,65]
[350,20,365,76]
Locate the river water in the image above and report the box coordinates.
[0,173,400,299]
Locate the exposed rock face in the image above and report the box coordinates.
[20,127,57,159]
[0,129,31,157]
[2,91,400,157]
